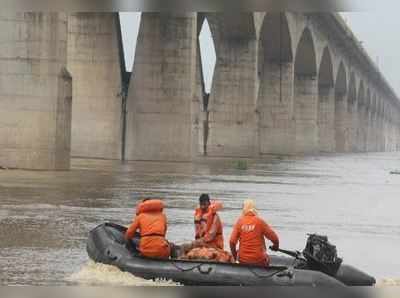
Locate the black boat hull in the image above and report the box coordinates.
[86,223,375,286]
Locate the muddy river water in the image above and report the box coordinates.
[1,153,400,286]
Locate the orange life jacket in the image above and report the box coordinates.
[126,200,170,259]
[194,207,208,239]
[136,199,164,215]
[229,212,279,266]
[203,201,224,250]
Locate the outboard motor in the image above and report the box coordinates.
[302,234,343,276]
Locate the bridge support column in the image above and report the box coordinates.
[365,109,373,152]
[387,120,392,151]
[372,112,379,152]
[257,13,294,156]
[293,28,318,154]
[125,13,197,161]
[358,104,368,152]
[378,116,385,151]
[348,103,359,152]
[0,13,72,170]
[391,121,396,151]
[258,62,294,155]
[318,87,335,153]
[294,76,318,154]
[67,13,124,160]
[397,122,400,151]
[205,14,258,157]
[335,95,349,152]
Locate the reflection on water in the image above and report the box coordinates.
[1,153,400,285]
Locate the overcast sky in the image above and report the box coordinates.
[120,12,400,96]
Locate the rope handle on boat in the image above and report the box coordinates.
[171,262,213,275]
[198,264,213,275]
[249,266,293,279]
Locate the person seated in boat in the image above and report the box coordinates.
[229,199,279,267]
[125,198,170,259]
[192,194,224,250]
[194,193,210,240]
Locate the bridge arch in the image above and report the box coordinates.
[257,13,294,155]
[293,27,318,153]
[317,46,335,152]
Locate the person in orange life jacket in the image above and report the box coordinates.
[193,194,224,250]
[230,199,279,266]
[125,198,170,259]
[194,194,210,240]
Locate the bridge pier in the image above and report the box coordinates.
[125,13,197,161]
[378,113,385,151]
[360,107,367,152]
[0,13,72,170]
[67,13,123,160]
[348,103,358,152]
[335,96,349,152]
[294,75,319,154]
[205,14,259,157]
[293,29,319,154]
[360,105,368,152]
[317,46,335,153]
[397,121,400,151]
[318,87,335,153]
[365,108,373,152]
[372,111,380,152]
[258,13,295,156]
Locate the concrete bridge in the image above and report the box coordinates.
[0,12,399,170]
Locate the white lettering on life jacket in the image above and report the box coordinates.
[241,224,255,232]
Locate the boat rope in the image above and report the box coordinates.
[248,266,289,279]
[171,262,203,272]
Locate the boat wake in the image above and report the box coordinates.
[67,261,180,286]
[67,261,400,288]
[377,278,400,287]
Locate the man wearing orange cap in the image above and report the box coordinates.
[229,199,279,266]
[125,198,170,259]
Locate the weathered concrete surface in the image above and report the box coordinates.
[0,13,72,170]
[257,13,294,156]
[335,95,349,152]
[125,13,197,161]
[294,76,319,154]
[258,62,294,155]
[317,46,335,153]
[318,87,335,152]
[205,14,259,157]
[293,29,319,154]
[67,13,123,160]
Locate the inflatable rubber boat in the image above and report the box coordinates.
[86,222,375,286]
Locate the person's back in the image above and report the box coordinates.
[125,199,170,259]
[230,200,279,266]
